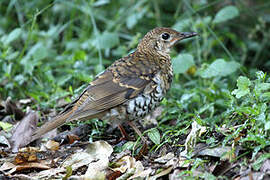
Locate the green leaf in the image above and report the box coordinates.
[126,14,138,29]
[32,47,48,61]
[0,122,13,131]
[265,121,270,130]
[213,5,239,24]
[232,76,251,98]
[63,166,73,180]
[200,59,240,78]
[262,92,270,100]
[172,19,192,31]
[172,54,195,74]
[252,153,270,171]
[2,28,22,45]
[92,32,119,49]
[147,128,160,145]
[257,83,270,91]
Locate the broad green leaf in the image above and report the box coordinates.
[213,5,239,24]
[172,54,195,74]
[2,28,22,45]
[262,92,270,99]
[126,7,146,29]
[232,76,251,98]
[92,32,119,49]
[147,128,160,145]
[257,83,270,91]
[172,19,192,31]
[32,47,48,61]
[200,59,240,78]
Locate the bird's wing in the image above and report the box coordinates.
[31,59,154,141]
[66,69,151,121]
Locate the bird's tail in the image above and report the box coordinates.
[31,110,73,142]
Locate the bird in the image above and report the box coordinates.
[31,27,197,142]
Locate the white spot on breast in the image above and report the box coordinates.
[135,96,144,107]
[127,100,135,114]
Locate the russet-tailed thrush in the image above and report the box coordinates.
[31,27,197,142]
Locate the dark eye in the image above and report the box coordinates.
[161,33,170,40]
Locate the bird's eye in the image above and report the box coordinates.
[161,33,170,40]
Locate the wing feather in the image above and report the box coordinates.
[66,70,151,121]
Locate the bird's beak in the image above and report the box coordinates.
[178,32,198,40]
[170,32,197,47]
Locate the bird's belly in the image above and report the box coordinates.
[125,93,163,120]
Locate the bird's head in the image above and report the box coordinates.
[138,27,197,55]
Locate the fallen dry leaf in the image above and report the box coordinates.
[0,161,50,175]
[9,110,39,152]
[0,162,16,171]
[111,155,146,180]
[198,146,232,159]
[62,140,113,179]
[0,134,11,148]
[154,152,175,163]
[112,156,137,173]
[149,166,173,180]
[45,140,60,151]
[14,152,38,164]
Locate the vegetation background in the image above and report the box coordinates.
[0,0,270,178]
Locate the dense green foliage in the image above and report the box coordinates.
[0,0,270,178]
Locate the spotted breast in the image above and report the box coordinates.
[125,72,166,120]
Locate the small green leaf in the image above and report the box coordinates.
[122,141,135,151]
[213,5,239,24]
[63,166,73,180]
[232,76,251,98]
[73,50,86,61]
[265,121,270,130]
[0,122,13,131]
[172,54,195,74]
[147,128,160,145]
[200,59,240,78]
[126,14,138,29]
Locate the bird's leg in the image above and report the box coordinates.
[127,121,148,160]
[127,121,147,142]
[117,124,134,141]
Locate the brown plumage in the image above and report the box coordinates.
[31,27,197,141]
